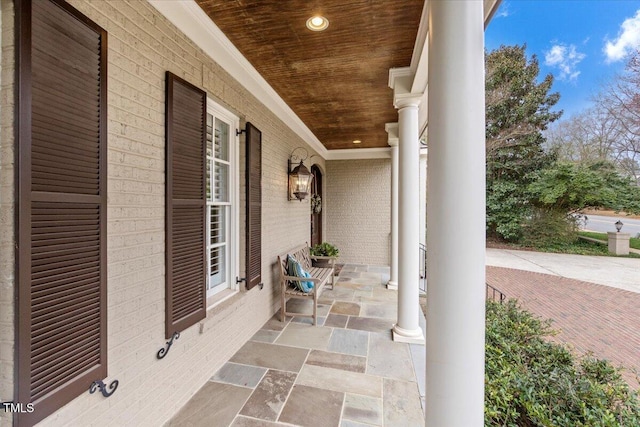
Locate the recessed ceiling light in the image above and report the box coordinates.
[353,140,362,144]
[306,16,329,32]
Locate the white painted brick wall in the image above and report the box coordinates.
[0,0,325,425]
[326,159,391,265]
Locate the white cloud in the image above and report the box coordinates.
[495,1,511,19]
[544,43,586,82]
[604,9,640,63]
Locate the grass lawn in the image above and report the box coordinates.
[488,236,640,258]
[579,231,640,250]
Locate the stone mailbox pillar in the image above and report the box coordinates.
[608,232,630,255]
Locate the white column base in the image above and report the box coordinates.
[387,281,398,290]
[392,324,425,345]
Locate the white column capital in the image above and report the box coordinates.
[389,68,423,110]
[394,94,422,110]
[385,122,399,146]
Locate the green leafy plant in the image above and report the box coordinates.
[485,45,561,241]
[485,300,640,426]
[310,242,339,257]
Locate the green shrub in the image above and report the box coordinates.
[519,209,578,248]
[309,242,339,257]
[485,300,640,426]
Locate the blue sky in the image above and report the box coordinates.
[485,1,640,120]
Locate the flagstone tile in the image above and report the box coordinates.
[368,266,390,274]
[341,420,375,427]
[239,370,297,421]
[211,362,267,388]
[331,301,361,316]
[278,385,344,427]
[321,287,356,301]
[366,332,415,382]
[342,393,383,426]
[166,382,251,427]
[338,281,374,291]
[383,378,424,427]
[231,416,289,427]
[361,303,397,319]
[328,328,369,356]
[230,341,309,373]
[284,299,332,317]
[340,264,359,272]
[410,343,426,398]
[296,364,382,397]
[305,349,366,373]
[340,271,362,279]
[324,313,349,328]
[261,313,290,331]
[318,297,335,305]
[274,322,332,350]
[346,316,394,333]
[291,315,326,326]
[251,329,281,343]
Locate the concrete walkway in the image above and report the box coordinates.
[486,249,640,387]
[486,248,640,293]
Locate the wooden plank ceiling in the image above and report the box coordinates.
[196,0,424,150]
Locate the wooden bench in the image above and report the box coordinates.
[277,243,336,325]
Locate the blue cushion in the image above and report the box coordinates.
[287,255,314,293]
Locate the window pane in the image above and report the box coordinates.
[215,118,229,161]
[209,245,226,289]
[210,206,226,245]
[214,162,229,202]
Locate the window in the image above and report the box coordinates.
[206,100,239,300]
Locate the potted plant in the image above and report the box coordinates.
[310,242,339,268]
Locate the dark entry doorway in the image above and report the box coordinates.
[310,165,322,246]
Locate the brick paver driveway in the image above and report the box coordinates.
[486,266,640,387]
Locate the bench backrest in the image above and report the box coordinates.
[277,243,311,283]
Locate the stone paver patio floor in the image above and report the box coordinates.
[167,264,425,427]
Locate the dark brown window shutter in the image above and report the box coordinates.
[245,123,262,290]
[15,0,107,425]
[165,72,207,338]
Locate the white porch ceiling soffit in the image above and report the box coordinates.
[150,0,501,161]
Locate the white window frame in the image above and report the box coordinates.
[206,98,239,304]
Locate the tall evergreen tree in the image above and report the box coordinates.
[485,45,562,240]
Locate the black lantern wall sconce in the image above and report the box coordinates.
[288,147,314,201]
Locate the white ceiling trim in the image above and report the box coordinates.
[324,146,428,161]
[148,0,328,158]
[326,148,391,160]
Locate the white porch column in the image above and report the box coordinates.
[391,95,424,345]
[426,1,486,426]
[386,123,399,290]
